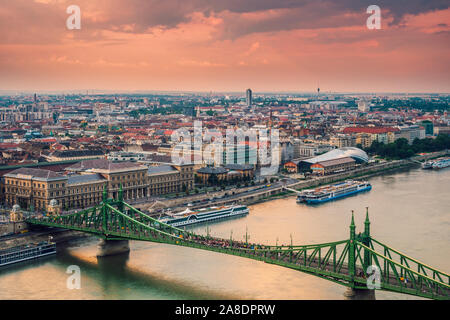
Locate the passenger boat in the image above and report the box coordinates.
[0,241,56,267]
[159,205,249,227]
[297,180,372,204]
[432,158,450,170]
[422,161,434,169]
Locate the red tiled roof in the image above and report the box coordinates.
[126,128,147,133]
[0,143,20,149]
[134,135,149,140]
[343,127,399,134]
[37,138,58,143]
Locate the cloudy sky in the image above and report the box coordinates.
[1,0,449,93]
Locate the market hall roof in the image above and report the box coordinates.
[304,147,369,164]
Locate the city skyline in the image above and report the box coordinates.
[1,0,449,93]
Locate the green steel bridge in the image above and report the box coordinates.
[27,187,449,300]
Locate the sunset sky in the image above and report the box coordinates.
[1,0,449,93]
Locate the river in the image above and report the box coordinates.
[0,167,449,300]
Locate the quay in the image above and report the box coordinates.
[1,151,447,254]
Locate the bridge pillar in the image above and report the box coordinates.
[344,288,376,300]
[97,239,130,257]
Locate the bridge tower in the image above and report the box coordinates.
[348,211,356,281]
[344,210,375,300]
[363,207,371,268]
[97,184,130,257]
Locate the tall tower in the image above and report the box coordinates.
[246,88,252,107]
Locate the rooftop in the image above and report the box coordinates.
[224,164,254,171]
[304,147,369,164]
[313,157,356,167]
[52,149,104,158]
[4,167,66,181]
[343,127,399,134]
[66,159,147,172]
[67,173,106,185]
[148,165,178,175]
[197,167,228,174]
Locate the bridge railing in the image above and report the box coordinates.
[355,241,449,299]
[370,238,450,286]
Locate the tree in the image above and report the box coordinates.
[365,135,450,160]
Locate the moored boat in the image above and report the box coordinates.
[432,158,450,170]
[0,241,56,267]
[422,161,434,169]
[297,180,371,204]
[159,205,249,227]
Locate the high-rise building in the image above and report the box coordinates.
[420,120,434,136]
[246,88,252,107]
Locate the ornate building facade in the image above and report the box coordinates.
[3,159,194,212]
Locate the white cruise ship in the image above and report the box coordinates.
[159,205,249,227]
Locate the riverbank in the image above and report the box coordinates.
[240,150,449,206]
[0,227,93,251]
[249,160,417,204]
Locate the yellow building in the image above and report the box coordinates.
[4,168,68,211]
[3,159,194,212]
[355,133,373,149]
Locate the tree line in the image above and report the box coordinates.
[363,134,450,159]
